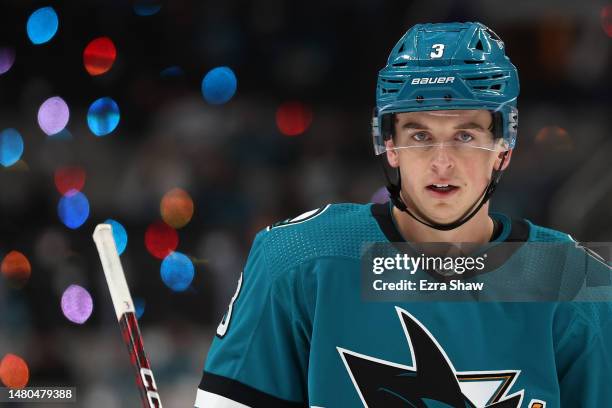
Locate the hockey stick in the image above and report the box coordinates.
[93,224,163,408]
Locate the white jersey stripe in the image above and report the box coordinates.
[194,389,251,408]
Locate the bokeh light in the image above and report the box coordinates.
[201,66,237,105]
[276,101,313,136]
[145,221,179,259]
[370,186,390,204]
[535,126,573,151]
[58,191,90,229]
[160,252,194,292]
[83,37,117,76]
[26,6,59,45]
[602,5,612,38]
[134,297,146,319]
[160,66,184,78]
[54,166,86,195]
[0,128,24,167]
[61,284,93,324]
[0,48,15,75]
[87,97,120,136]
[37,96,70,136]
[104,218,128,255]
[0,354,29,388]
[160,188,194,229]
[134,0,162,16]
[1,251,32,288]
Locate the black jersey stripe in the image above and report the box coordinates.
[199,371,307,408]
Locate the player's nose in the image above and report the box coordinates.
[429,146,454,173]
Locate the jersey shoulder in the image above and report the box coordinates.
[524,220,573,243]
[525,220,609,269]
[256,203,385,276]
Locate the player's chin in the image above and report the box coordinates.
[424,207,464,224]
[420,198,466,223]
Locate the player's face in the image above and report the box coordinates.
[385,109,511,223]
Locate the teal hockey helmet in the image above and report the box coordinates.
[372,22,519,156]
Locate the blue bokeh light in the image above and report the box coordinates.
[201,66,237,105]
[27,7,59,45]
[0,128,24,167]
[134,1,162,16]
[87,97,120,136]
[105,218,128,255]
[134,297,145,319]
[160,252,194,292]
[160,66,184,78]
[58,191,90,229]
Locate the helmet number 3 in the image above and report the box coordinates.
[430,43,445,59]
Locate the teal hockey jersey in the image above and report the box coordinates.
[195,203,612,408]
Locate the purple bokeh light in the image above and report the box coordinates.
[370,186,390,204]
[61,284,93,324]
[0,48,15,75]
[38,96,70,136]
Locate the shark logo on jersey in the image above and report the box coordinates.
[338,307,544,407]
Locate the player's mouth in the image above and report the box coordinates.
[425,183,459,198]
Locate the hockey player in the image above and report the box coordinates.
[195,22,612,407]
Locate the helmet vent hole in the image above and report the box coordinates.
[392,62,408,67]
[475,40,484,51]
[464,60,482,64]
[398,43,405,53]
[490,84,502,90]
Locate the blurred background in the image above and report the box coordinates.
[0,0,610,406]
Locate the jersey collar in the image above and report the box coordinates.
[370,202,529,243]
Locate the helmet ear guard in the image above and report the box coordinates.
[381,112,395,141]
[371,109,396,155]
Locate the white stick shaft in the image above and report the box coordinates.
[93,224,135,321]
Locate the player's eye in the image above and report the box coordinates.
[456,132,474,143]
[411,132,430,142]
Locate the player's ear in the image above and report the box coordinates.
[495,149,512,170]
[385,139,399,168]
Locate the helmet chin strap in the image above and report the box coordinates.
[383,152,508,231]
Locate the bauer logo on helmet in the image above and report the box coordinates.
[410,76,455,85]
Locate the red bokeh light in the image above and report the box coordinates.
[54,166,86,195]
[144,221,179,259]
[0,354,29,389]
[1,251,32,288]
[602,6,612,38]
[83,37,117,76]
[276,101,313,137]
